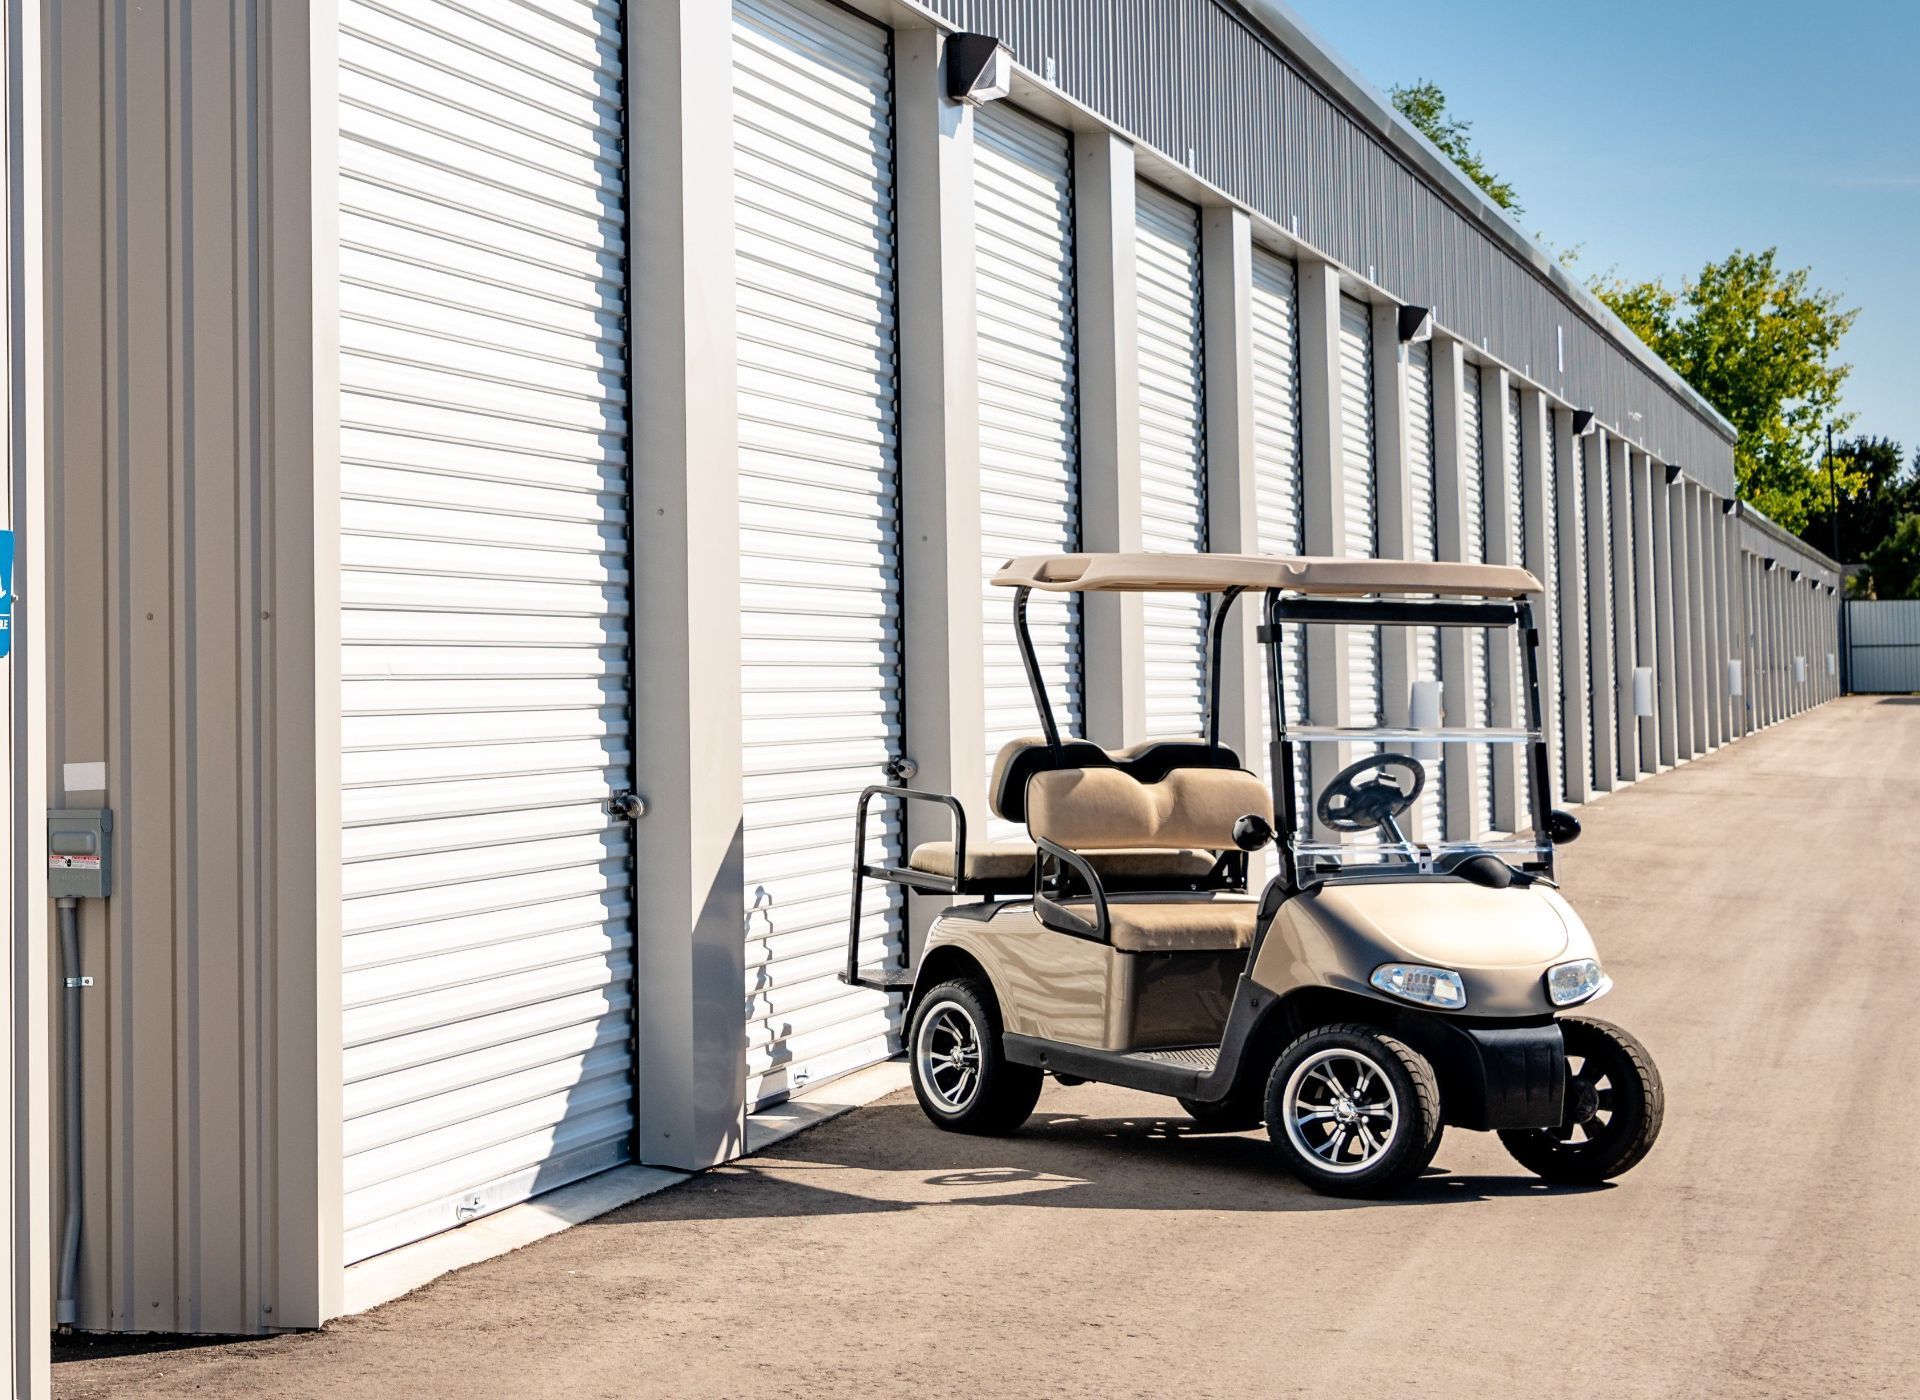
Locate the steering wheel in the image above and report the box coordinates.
[1314,753,1426,834]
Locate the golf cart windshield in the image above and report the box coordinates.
[992,553,1558,889]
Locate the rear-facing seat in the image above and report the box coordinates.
[905,736,1240,890]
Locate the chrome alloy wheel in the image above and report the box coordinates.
[1281,1047,1401,1175]
[915,998,984,1114]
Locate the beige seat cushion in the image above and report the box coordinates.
[907,840,1216,882]
[1025,766,1273,852]
[1058,893,1261,953]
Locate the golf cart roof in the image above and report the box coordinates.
[991,553,1541,598]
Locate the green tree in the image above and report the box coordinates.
[1390,81,1521,214]
[1592,249,1857,530]
[1799,436,1919,569]
[1863,513,1920,600]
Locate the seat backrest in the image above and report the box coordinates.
[989,735,1241,822]
[1024,766,1272,852]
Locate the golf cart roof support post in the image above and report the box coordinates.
[1012,585,1063,756]
[1263,588,1302,887]
[1206,586,1246,752]
[1516,598,1556,881]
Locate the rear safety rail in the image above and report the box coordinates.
[841,784,967,992]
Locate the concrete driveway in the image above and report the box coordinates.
[56,697,1920,1398]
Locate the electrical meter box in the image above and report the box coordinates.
[48,809,112,900]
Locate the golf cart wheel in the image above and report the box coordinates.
[1498,1017,1663,1184]
[908,978,1043,1136]
[1177,1086,1264,1133]
[1264,1023,1441,1198]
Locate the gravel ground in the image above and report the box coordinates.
[54,696,1920,1398]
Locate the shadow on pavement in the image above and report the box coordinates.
[578,1099,1610,1231]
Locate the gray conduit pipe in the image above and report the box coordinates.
[55,896,82,1328]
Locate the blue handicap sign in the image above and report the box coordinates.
[0,529,12,661]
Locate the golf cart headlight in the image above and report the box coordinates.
[1547,958,1610,1006]
[1370,963,1466,1009]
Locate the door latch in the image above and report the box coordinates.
[883,756,918,784]
[607,790,648,821]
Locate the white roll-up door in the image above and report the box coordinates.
[733,0,901,1108]
[976,103,1080,839]
[1572,438,1596,789]
[336,0,634,1264]
[1405,339,1444,843]
[1135,181,1209,738]
[1337,297,1381,735]
[1459,366,1493,834]
[1594,439,1615,780]
[1252,248,1309,823]
[1506,385,1526,567]
[1544,418,1565,802]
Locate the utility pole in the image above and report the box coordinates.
[1826,424,1849,695]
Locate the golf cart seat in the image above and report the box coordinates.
[903,735,1241,893]
[1026,762,1275,953]
[1053,892,1261,952]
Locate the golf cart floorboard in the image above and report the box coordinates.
[1004,1034,1223,1098]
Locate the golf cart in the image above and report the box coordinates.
[842,553,1663,1197]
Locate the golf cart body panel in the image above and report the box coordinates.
[853,551,1660,1194]
[1253,882,1597,1018]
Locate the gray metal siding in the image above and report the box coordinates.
[920,0,1734,491]
[43,0,331,1332]
[1846,602,1919,694]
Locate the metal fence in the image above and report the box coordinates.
[1847,601,1920,693]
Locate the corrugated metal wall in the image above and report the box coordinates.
[918,0,1735,490]
[1846,602,1920,695]
[4,0,50,1380]
[44,0,332,1331]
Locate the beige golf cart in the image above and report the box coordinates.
[842,553,1662,1197]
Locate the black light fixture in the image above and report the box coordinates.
[1571,409,1597,437]
[1790,569,1802,581]
[946,32,1013,105]
[1765,557,1778,572]
[1722,497,1739,516]
[1396,305,1434,344]
[1664,464,1683,486]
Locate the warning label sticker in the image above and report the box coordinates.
[50,854,101,871]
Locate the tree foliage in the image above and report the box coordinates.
[1390,81,1521,214]
[1592,249,1857,530]
[1798,436,1918,568]
[1863,512,1920,601]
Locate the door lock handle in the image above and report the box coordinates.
[883,756,918,784]
[607,790,647,821]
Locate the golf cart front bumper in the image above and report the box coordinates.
[1402,1017,1566,1131]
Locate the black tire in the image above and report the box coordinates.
[908,978,1044,1136]
[1499,1016,1663,1184]
[1264,1023,1443,1198]
[1176,1086,1265,1133]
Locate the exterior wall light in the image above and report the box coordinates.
[1397,305,1434,343]
[947,33,1013,105]
[1571,410,1597,437]
[1664,464,1683,485]
[1765,557,1778,572]
[1790,569,1802,581]
[1722,498,1739,516]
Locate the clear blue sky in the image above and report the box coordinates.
[1288,0,1919,466]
